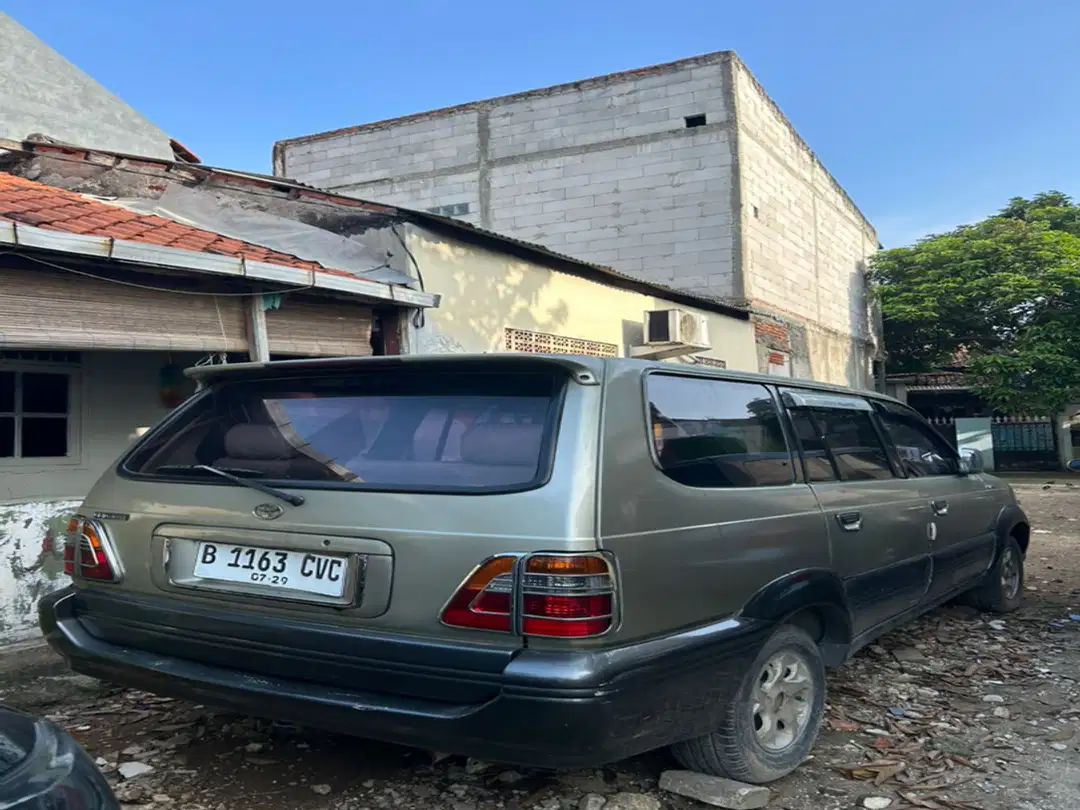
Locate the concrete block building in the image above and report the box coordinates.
[0,13,176,160]
[274,51,884,388]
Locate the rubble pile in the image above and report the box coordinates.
[802,604,1080,810]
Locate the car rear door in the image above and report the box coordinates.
[76,357,605,665]
[872,400,1000,597]
[780,389,934,637]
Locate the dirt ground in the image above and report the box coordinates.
[4,484,1080,810]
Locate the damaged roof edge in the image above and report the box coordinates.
[0,218,439,309]
[0,138,400,216]
[0,138,749,320]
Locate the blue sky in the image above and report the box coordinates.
[6,0,1078,247]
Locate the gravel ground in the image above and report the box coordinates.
[3,485,1079,810]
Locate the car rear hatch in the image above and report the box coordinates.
[67,355,605,703]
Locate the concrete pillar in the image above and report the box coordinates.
[1056,408,1078,470]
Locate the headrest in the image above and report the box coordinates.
[459,423,544,467]
[223,424,298,461]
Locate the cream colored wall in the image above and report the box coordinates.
[404,226,758,371]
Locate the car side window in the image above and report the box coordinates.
[646,374,793,488]
[790,406,895,482]
[876,406,959,477]
[787,410,838,483]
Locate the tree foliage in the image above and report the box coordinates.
[869,192,1080,414]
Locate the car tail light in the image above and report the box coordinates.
[440,553,617,638]
[62,518,121,582]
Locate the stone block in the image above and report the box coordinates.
[658,770,770,809]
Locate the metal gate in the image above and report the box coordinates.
[991,416,1059,471]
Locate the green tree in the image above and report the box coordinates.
[869,192,1080,414]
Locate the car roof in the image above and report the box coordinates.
[186,353,900,405]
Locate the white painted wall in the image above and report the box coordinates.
[0,499,79,646]
[0,350,200,645]
[956,417,995,473]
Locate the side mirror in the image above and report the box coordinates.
[958,448,984,475]
[1068,459,1080,473]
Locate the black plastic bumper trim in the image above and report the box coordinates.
[40,586,770,768]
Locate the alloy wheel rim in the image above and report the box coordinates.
[751,651,814,752]
[1000,547,1021,600]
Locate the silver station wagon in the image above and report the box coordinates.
[39,355,1029,784]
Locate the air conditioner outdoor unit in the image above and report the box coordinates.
[631,309,711,360]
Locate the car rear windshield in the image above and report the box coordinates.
[122,369,565,493]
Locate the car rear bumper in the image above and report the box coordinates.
[40,586,769,768]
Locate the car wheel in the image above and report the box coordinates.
[973,535,1024,614]
[670,624,825,784]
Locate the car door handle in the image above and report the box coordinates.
[931,499,949,516]
[837,511,862,532]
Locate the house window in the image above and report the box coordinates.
[504,328,619,358]
[0,368,77,460]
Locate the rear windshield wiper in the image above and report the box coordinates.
[155,464,306,507]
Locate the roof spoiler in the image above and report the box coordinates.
[186,353,603,387]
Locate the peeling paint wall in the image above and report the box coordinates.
[0,350,202,647]
[0,499,79,644]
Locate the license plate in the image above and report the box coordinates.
[193,543,348,598]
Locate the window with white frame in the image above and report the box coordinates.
[0,364,79,461]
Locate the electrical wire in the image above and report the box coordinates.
[2,249,390,298]
[391,223,427,329]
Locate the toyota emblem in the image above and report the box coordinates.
[252,503,285,521]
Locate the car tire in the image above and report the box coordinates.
[973,535,1024,614]
[670,624,826,785]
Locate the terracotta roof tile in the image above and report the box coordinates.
[0,172,357,277]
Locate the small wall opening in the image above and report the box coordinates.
[684,114,707,128]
